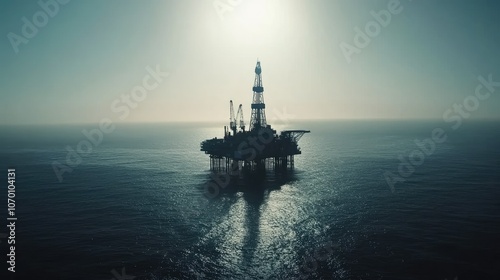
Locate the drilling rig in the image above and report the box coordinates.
[200,61,310,174]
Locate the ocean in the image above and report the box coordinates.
[0,120,499,280]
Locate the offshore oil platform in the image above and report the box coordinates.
[200,61,310,175]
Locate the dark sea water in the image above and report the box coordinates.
[0,120,499,280]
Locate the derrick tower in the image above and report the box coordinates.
[250,61,267,130]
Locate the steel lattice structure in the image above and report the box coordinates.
[250,61,267,130]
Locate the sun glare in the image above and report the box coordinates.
[231,0,286,37]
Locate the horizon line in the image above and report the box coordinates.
[2,117,500,126]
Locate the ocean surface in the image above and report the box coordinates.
[0,120,499,280]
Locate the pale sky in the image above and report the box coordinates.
[1,0,499,125]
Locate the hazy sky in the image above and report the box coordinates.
[1,0,499,125]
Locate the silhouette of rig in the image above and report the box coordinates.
[200,61,310,174]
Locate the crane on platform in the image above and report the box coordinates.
[236,104,245,132]
[229,100,237,135]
